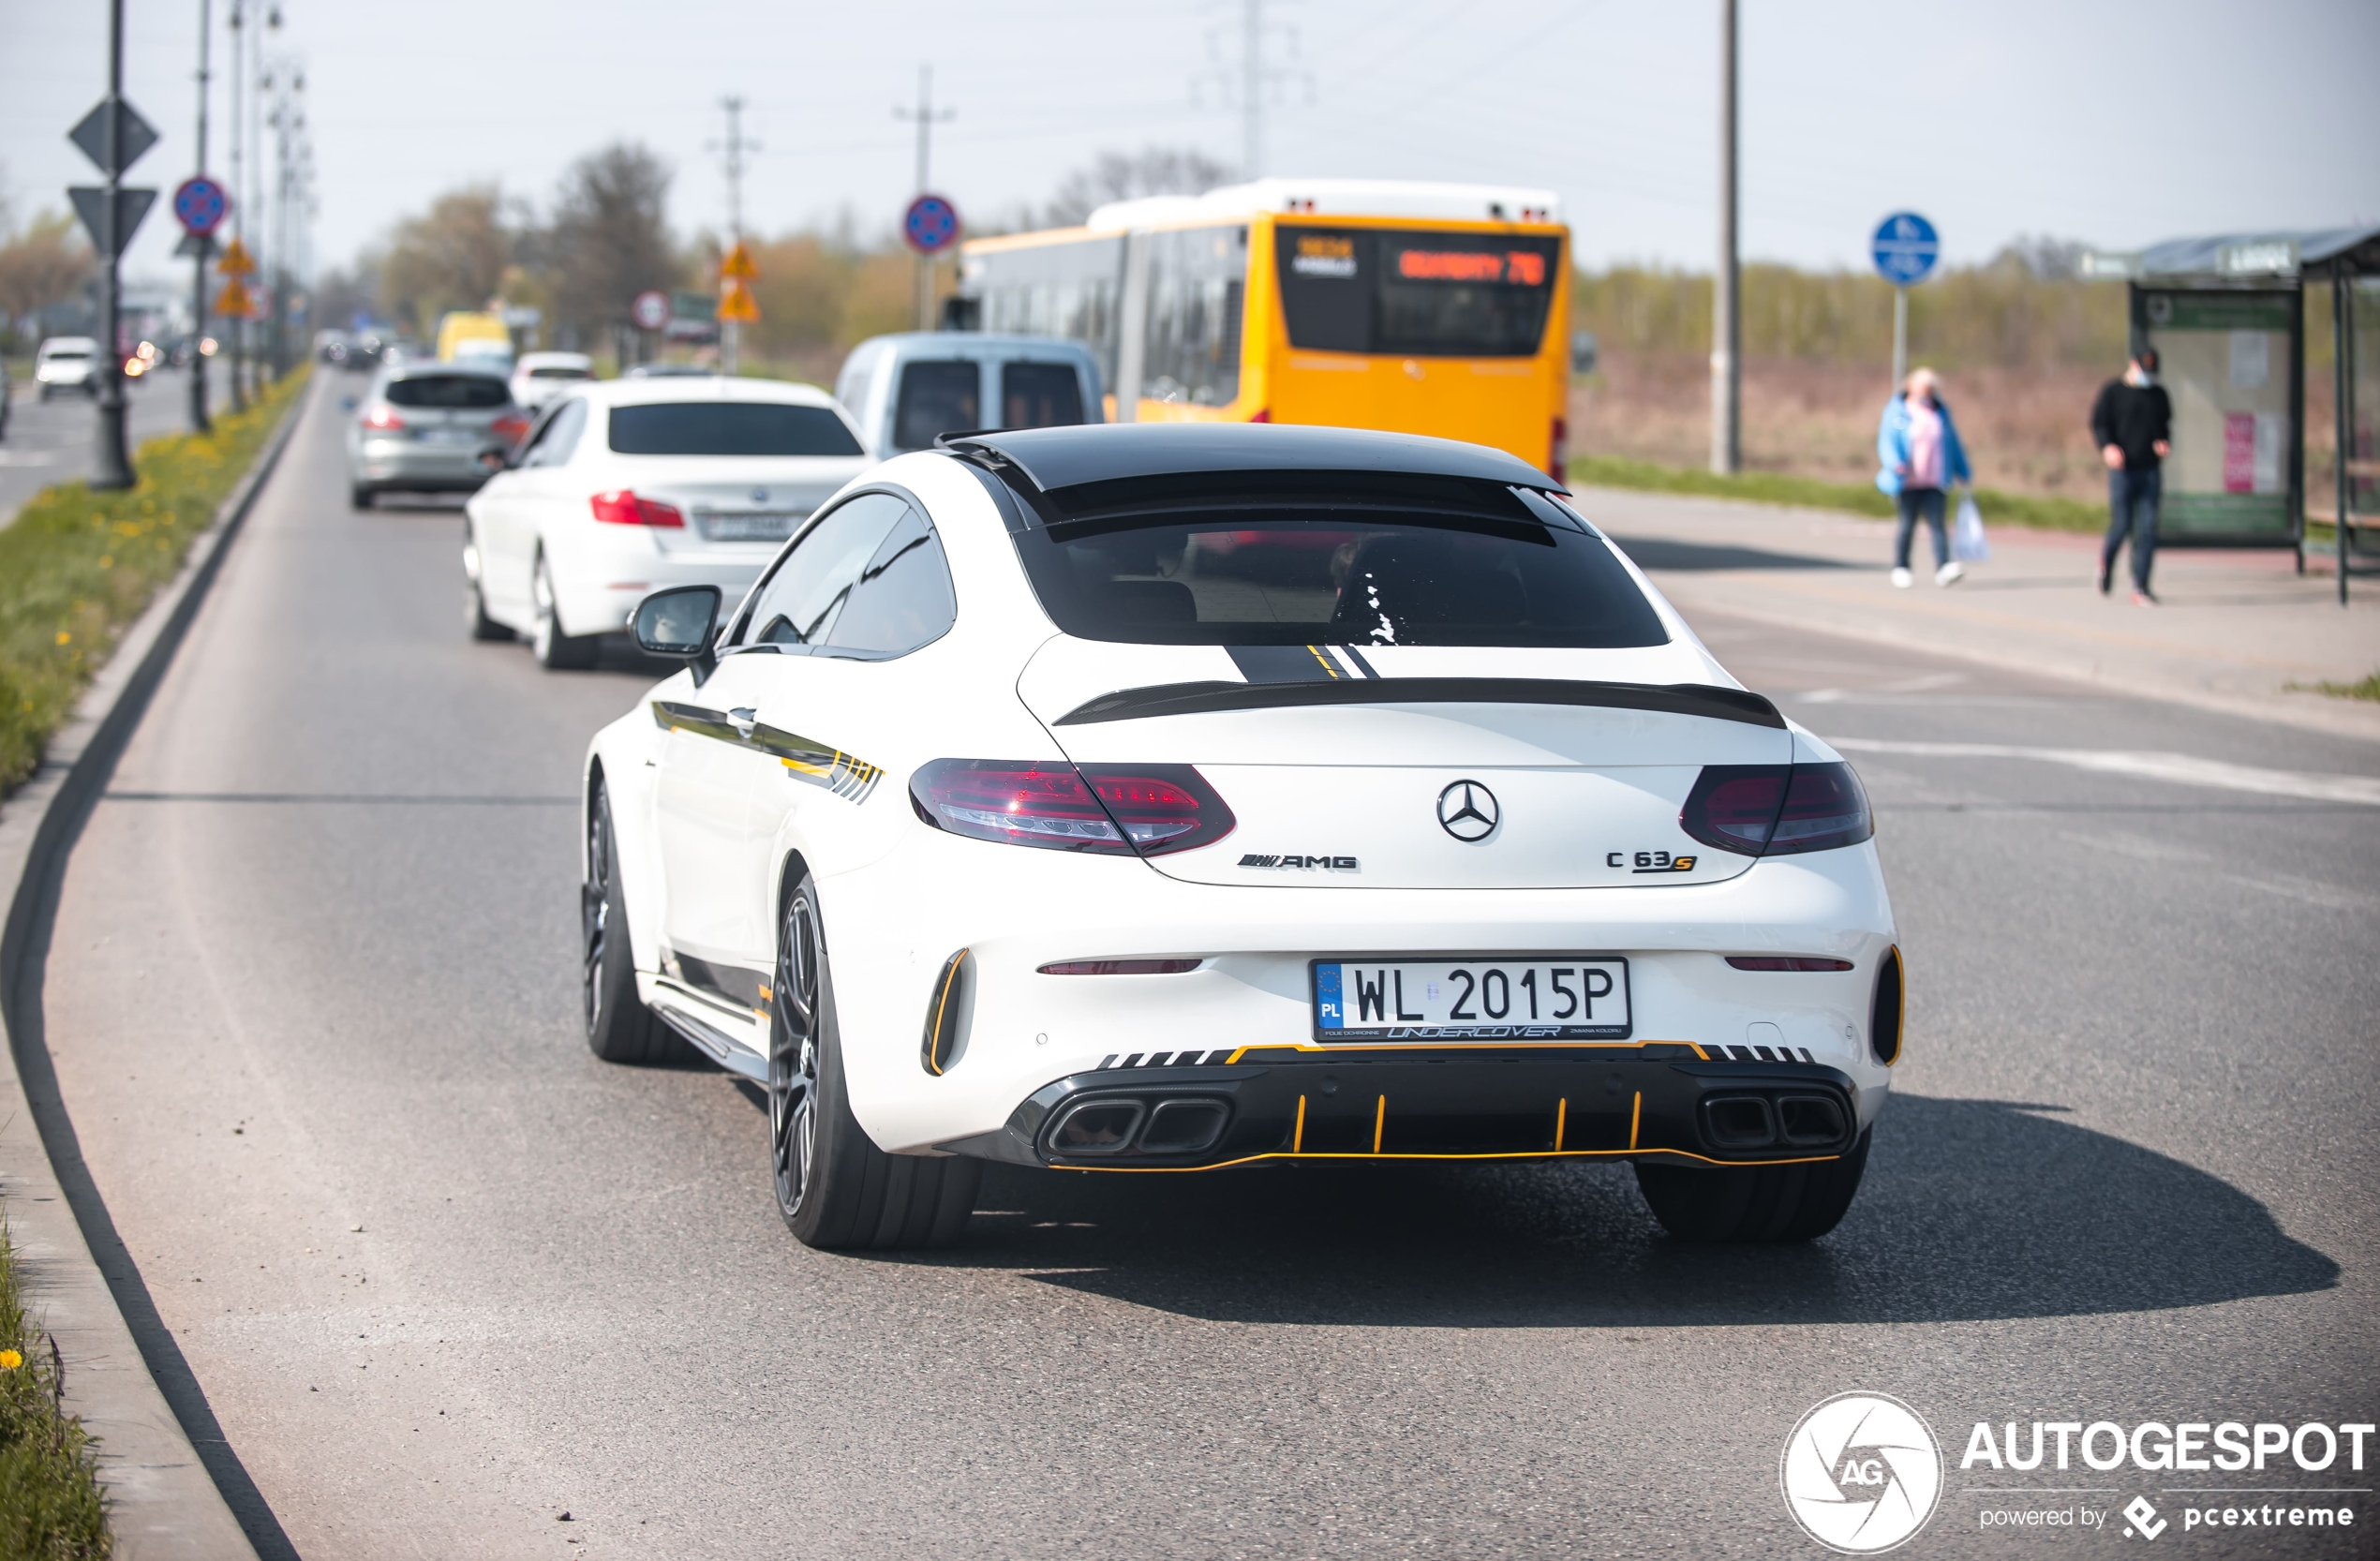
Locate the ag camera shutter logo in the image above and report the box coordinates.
[1781,1392,1943,1553]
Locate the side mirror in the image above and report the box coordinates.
[632,585,721,679]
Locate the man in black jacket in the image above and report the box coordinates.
[2090,346,2174,604]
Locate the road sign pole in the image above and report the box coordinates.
[1892,284,1908,392]
[191,0,214,434]
[93,0,137,491]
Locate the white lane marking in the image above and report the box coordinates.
[1798,672,1968,704]
[2059,831,2376,912]
[1830,737,2380,807]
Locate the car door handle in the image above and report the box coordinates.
[728,707,757,738]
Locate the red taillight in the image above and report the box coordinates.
[1725,956,1855,972]
[1248,408,1271,423]
[363,404,405,431]
[909,760,1235,856]
[1680,763,1871,857]
[491,412,532,442]
[1549,415,1569,481]
[588,489,686,528]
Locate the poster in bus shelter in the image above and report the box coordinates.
[2138,289,2300,543]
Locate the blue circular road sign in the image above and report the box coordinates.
[173,175,229,237]
[1871,212,1939,286]
[904,194,960,256]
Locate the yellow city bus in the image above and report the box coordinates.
[957,179,1570,476]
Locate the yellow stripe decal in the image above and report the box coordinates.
[1554,1098,1567,1151]
[1305,645,1341,678]
[1629,1091,1643,1150]
[1372,1094,1387,1153]
[1292,1095,1306,1153]
[1063,1147,1843,1175]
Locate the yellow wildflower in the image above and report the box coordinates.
[0,1349,21,1370]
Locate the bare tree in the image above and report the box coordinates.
[1043,147,1234,227]
[1994,234,2092,282]
[378,186,516,332]
[545,142,678,343]
[0,210,96,334]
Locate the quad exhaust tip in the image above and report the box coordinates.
[1699,1092,1848,1152]
[1045,1095,1230,1158]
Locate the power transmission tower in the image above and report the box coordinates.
[1710,0,1740,474]
[710,95,759,371]
[1198,0,1305,178]
[893,67,955,331]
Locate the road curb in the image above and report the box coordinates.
[0,374,320,1561]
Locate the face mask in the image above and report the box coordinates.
[2128,364,2155,387]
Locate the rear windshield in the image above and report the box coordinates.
[1276,227,1560,358]
[893,362,981,452]
[1013,505,1668,648]
[383,375,509,409]
[608,402,863,456]
[1000,361,1085,430]
[528,365,591,379]
[43,349,93,361]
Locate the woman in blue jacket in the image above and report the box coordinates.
[1875,367,1972,587]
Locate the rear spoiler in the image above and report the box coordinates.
[1055,677,1785,729]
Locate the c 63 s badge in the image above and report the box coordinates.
[1240,854,1360,871]
[1611,850,1697,873]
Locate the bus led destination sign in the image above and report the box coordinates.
[1395,248,1546,286]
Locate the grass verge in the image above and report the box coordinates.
[0,368,306,796]
[1566,453,2109,534]
[0,1214,111,1557]
[2290,670,2380,702]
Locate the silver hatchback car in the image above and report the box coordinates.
[346,361,530,508]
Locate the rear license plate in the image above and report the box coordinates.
[1311,957,1630,1041]
[698,511,800,543]
[426,426,483,444]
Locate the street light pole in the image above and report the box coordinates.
[92,0,137,490]
[1709,0,1740,475]
[189,0,213,434]
[226,0,245,411]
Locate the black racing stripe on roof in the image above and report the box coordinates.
[943,423,1568,498]
[1053,678,1786,728]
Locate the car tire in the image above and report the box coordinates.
[1633,1128,1871,1243]
[771,871,980,1251]
[583,779,697,1066]
[466,572,512,642]
[531,552,602,670]
[350,483,375,510]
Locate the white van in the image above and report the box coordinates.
[834,333,1103,458]
[35,337,101,400]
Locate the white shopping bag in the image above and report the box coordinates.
[1951,493,1990,562]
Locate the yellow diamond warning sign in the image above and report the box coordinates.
[716,279,760,323]
[720,240,758,282]
[214,277,255,318]
[216,235,257,276]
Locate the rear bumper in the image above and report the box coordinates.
[943,1048,1863,1172]
[353,439,492,489]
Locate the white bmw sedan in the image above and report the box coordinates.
[581,424,1901,1250]
[465,377,868,667]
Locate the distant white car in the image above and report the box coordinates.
[578,423,1900,1251]
[510,350,595,410]
[35,337,100,400]
[464,377,869,668]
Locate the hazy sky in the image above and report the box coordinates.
[6,0,2376,293]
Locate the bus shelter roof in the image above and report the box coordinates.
[2139,225,2380,282]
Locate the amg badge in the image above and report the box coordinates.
[1239,854,1360,871]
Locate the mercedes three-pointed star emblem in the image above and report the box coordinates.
[1436,779,1499,841]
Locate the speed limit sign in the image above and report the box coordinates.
[631,290,670,332]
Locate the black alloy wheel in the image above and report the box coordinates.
[582,780,691,1065]
[770,885,825,1223]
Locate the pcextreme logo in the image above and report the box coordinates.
[1782,1392,1945,1554]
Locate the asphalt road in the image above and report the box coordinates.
[1,363,227,525]
[33,382,2380,1558]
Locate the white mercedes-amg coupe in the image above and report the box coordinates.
[580,424,1901,1250]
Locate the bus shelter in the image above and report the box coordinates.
[2125,226,2380,601]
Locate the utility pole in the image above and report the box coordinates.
[1709,0,1740,475]
[226,0,245,409]
[189,0,213,433]
[713,95,758,374]
[894,67,954,332]
[1242,0,1263,178]
[92,0,137,489]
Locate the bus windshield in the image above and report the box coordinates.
[1276,228,1560,358]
